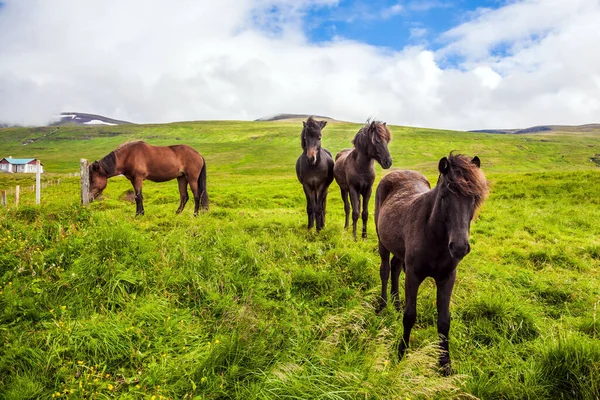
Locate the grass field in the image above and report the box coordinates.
[0,120,599,399]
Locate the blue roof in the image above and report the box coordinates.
[1,158,36,165]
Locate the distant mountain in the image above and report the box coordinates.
[50,112,134,126]
[255,113,337,122]
[470,124,600,134]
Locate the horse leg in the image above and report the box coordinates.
[349,187,361,240]
[435,270,457,376]
[376,243,390,313]
[391,255,402,311]
[321,186,329,225]
[399,270,423,360]
[361,187,372,239]
[176,176,189,214]
[132,177,144,216]
[303,185,315,230]
[316,184,328,231]
[188,176,200,216]
[341,188,350,229]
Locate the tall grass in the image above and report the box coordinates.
[0,120,599,399]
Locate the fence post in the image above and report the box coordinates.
[36,160,41,205]
[80,159,90,206]
[1,190,5,206]
[15,185,20,206]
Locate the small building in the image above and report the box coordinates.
[0,157,44,173]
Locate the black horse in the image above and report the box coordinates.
[334,120,392,239]
[296,117,334,232]
[374,153,488,374]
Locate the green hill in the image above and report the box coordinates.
[1,120,599,399]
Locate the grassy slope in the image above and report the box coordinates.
[0,121,599,399]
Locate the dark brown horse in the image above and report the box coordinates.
[374,153,488,375]
[296,117,334,232]
[89,141,208,216]
[334,120,392,239]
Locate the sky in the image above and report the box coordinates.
[0,0,599,130]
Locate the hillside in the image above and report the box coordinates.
[50,112,135,126]
[470,123,600,134]
[255,113,338,122]
[0,120,599,399]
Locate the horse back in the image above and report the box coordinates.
[120,142,203,181]
[375,170,431,230]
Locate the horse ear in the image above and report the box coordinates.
[438,157,449,175]
[303,121,307,128]
[320,120,327,129]
[472,156,481,168]
[383,122,386,127]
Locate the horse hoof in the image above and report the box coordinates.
[375,300,386,314]
[439,362,453,376]
[398,343,408,360]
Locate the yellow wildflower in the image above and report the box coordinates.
[108,384,114,390]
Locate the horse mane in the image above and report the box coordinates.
[95,141,144,175]
[352,119,391,150]
[304,116,322,134]
[442,152,489,209]
[96,152,117,176]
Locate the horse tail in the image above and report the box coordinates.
[335,149,348,161]
[198,157,209,210]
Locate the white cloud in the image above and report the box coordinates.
[382,3,404,18]
[0,0,599,130]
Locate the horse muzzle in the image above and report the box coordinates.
[381,158,392,169]
[448,241,470,260]
[306,151,318,165]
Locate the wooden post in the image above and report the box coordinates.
[36,160,41,205]
[1,190,6,206]
[80,159,90,206]
[15,185,20,206]
[58,178,61,185]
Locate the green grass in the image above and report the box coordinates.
[0,120,599,399]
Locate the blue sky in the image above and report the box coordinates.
[304,0,503,51]
[1,0,599,129]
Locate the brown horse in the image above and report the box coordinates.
[334,120,392,239]
[295,117,334,232]
[89,141,208,216]
[374,153,488,375]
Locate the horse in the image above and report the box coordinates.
[88,141,208,216]
[374,153,488,375]
[333,120,392,240]
[295,117,335,232]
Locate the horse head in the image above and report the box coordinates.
[88,160,108,201]
[302,117,327,165]
[437,154,488,260]
[355,120,392,169]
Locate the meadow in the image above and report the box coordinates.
[0,119,599,399]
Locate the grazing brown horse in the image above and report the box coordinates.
[334,120,392,239]
[89,141,208,216]
[374,153,488,375]
[296,117,334,232]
